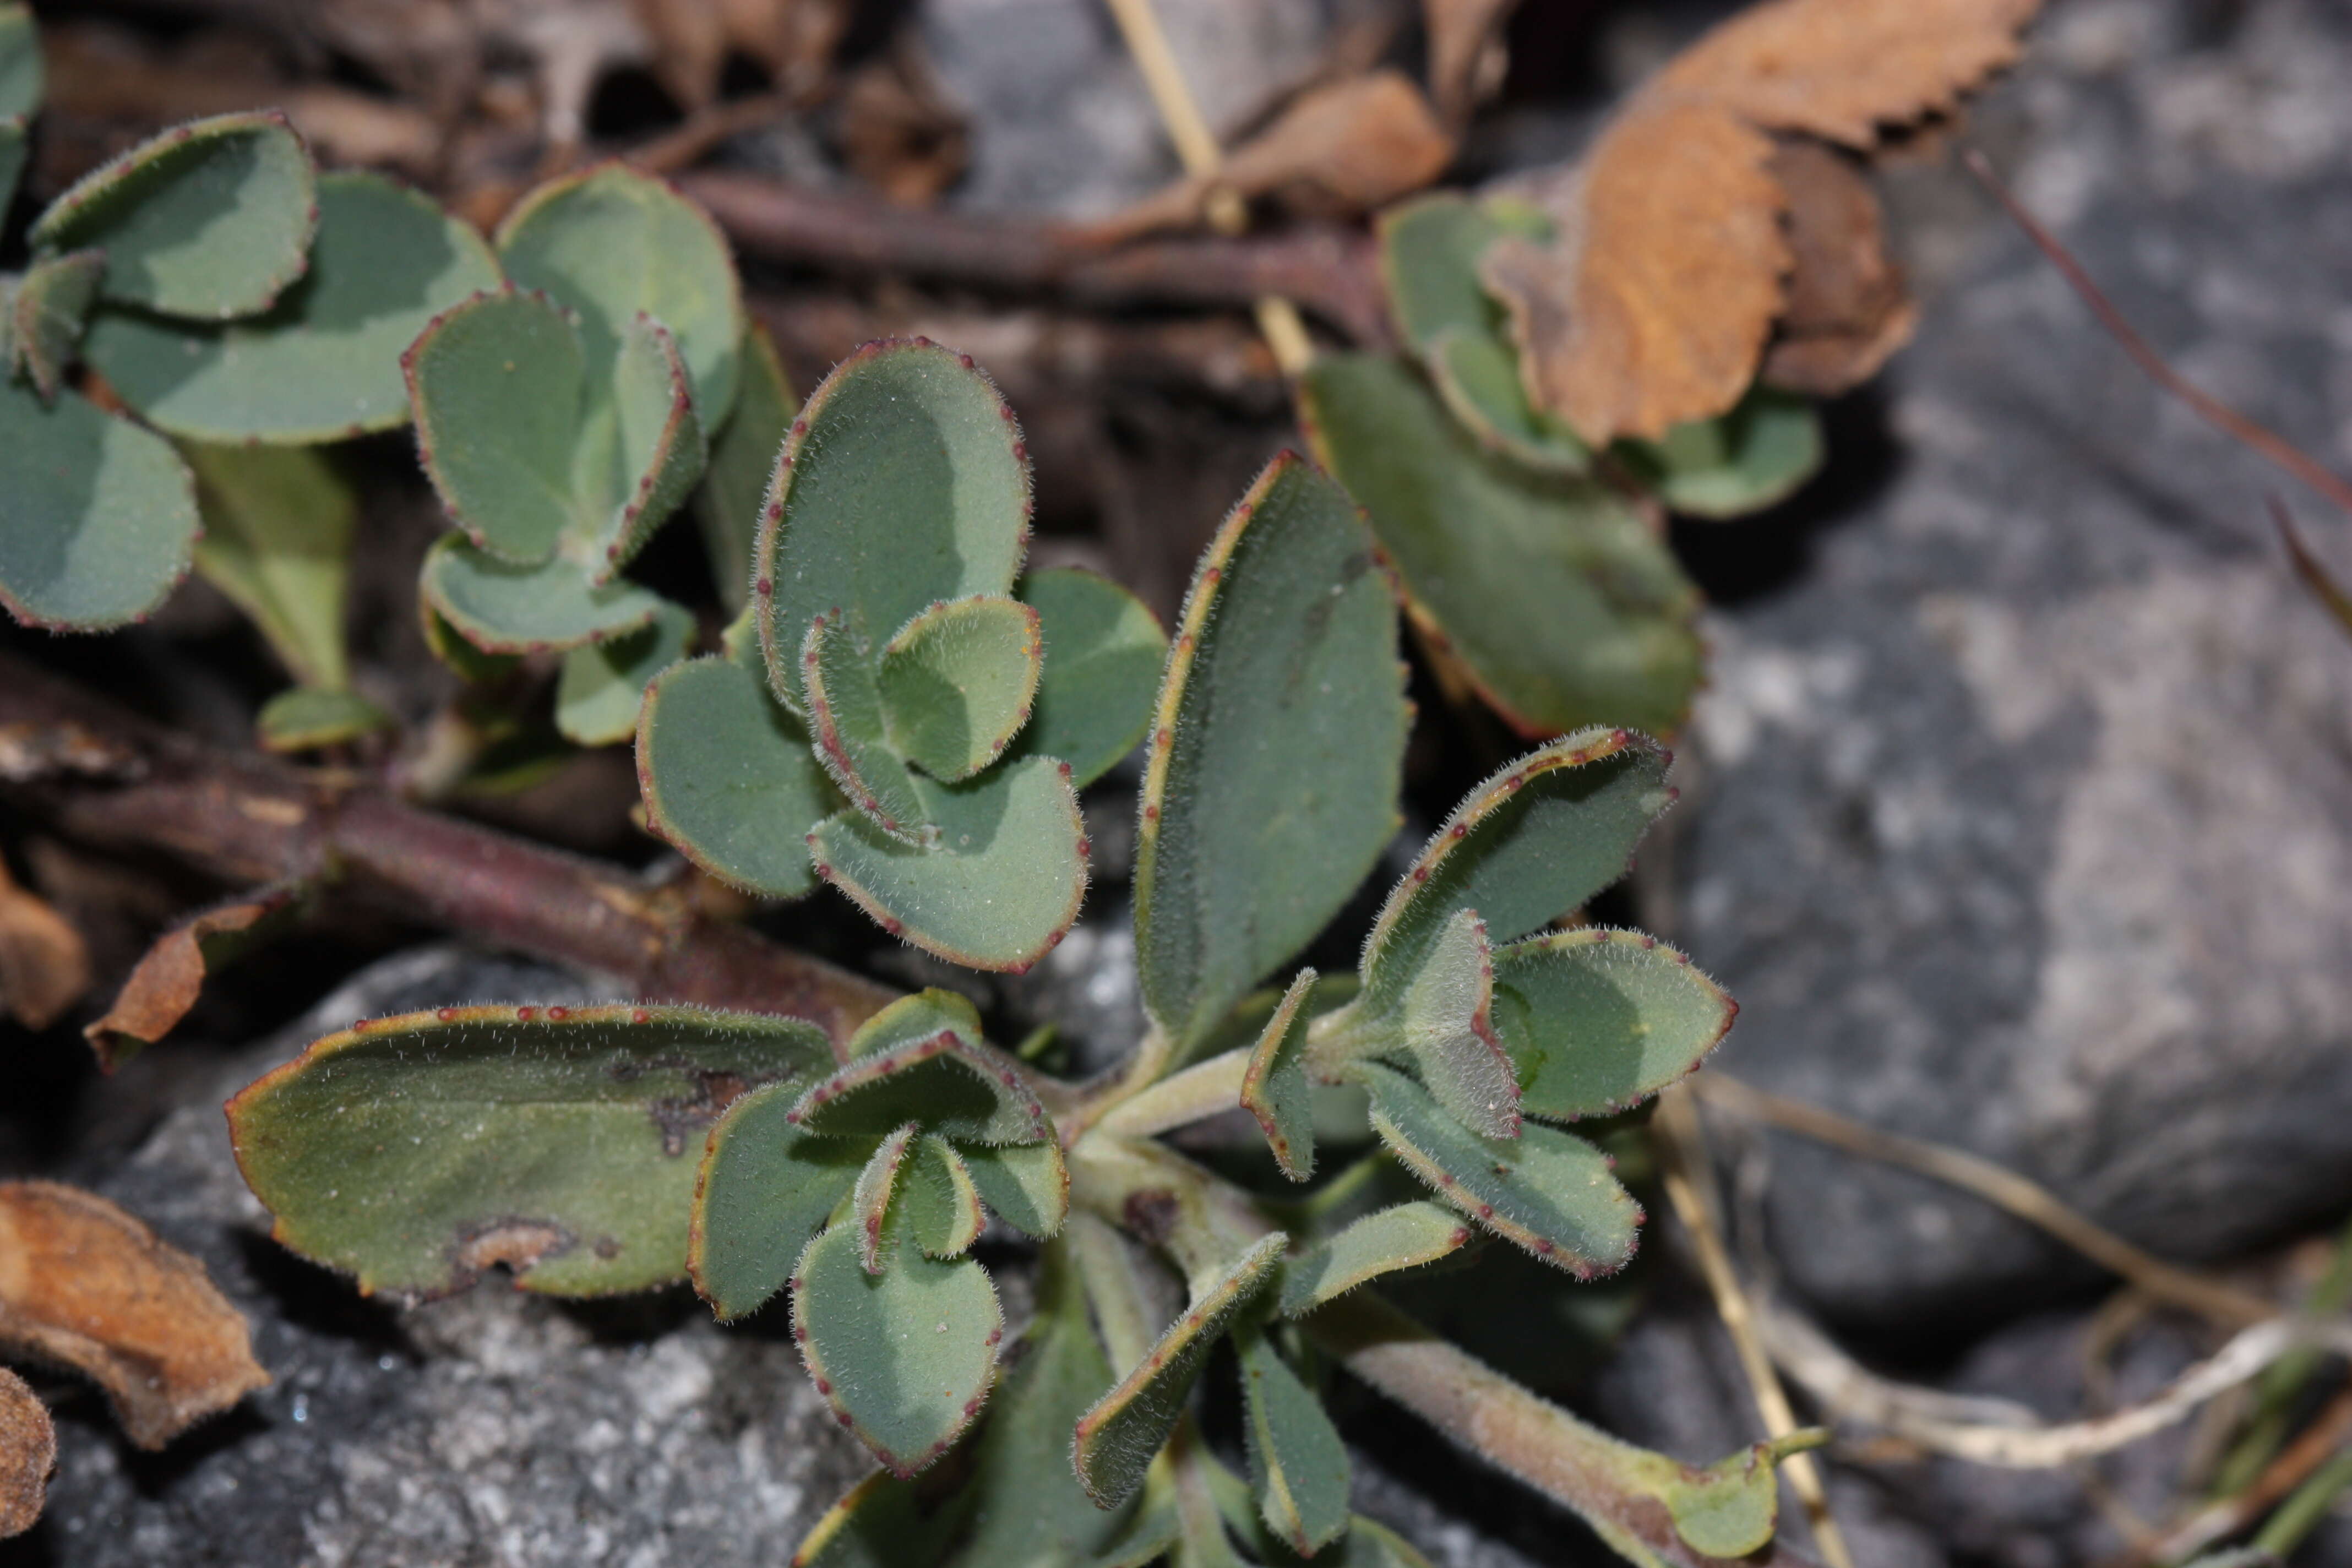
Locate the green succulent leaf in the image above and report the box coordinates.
[791,1028,1053,1146]
[32,111,317,319]
[1134,451,1408,1052]
[792,1210,1004,1477]
[1359,728,1674,1013]
[1006,567,1166,787]
[1072,1232,1288,1510]
[810,755,1088,973]
[688,1078,866,1320]
[0,380,198,631]
[1359,1060,1637,1277]
[554,597,695,745]
[1240,968,1320,1182]
[1300,352,1703,739]
[1427,329,1592,472]
[184,441,357,688]
[804,609,932,840]
[1390,909,1518,1140]
[635,652,830,900]
[420,536,666,654]
[1493,928,1736,1121]
[0,4,40,119]
[695,322,793,613]
[1376,192,1549,355]
[959,1139,1068,1239]
[905,1135,988,1259]
[791,1240,1140,1568]
[497,161,745,419]
[83,171,504,442]
[1277,1201,1472,1316]
[9,249,103,401]
[256,685,392,753]
[853,1121,923,1273]
[879,595,1043,782]
[0,117,26,216]
[1236,1319,1352,1555]
[227,1003,835,1299]
[847,988,986,1059]
[756,339,1030,714]
[406,287,584,563]
[584,311,706,580]
[1662,1431,1827,1558]
[1620,387,1823,520]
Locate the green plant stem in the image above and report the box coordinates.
[1092,1048,1248,1139]
[2253,1448,2352,1557]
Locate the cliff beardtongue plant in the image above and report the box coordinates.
[231,341,1818,1566]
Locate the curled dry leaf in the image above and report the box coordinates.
[1097,70,1454,243]
[0,1182,268,1451]
[0,858,89,1032]
[84,883,306,1072]
[0,1368,51,1540]
[1483,0,2041,444]
[1424,0,1521,127]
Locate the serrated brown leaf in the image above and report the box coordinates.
[1424,0,1521,126]
[1760,138,1918,396]
[0,1368,51,1540]
[1483,98,1788,445]
[84,884,304,1073]
[0,1183,268,1451]
[0,859,90,1032]
[1096,70,1455,242]
[1484,0,2040,444]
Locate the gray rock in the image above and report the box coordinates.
[10,946,870,1568]
[1669,0,2352,1323]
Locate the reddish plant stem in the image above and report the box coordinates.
[678,170,1393,348]
[0,652,894,1043]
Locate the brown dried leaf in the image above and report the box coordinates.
[0,1368,51,1540]
[630,0,847,109]
[1097,69,1455,242]
[0,859,90,1032]
[84,884,306,1074]
[1657,0,2044,148]
[1485,0,2038,444]
[834,34,969,208]
[1760,138,1918,396]
[1483,99,1788,445]
[1424,0,1521,126]
[0,1183,269,1451]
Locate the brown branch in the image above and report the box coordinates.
[0,652,894,1044]
[677,170,1392,348]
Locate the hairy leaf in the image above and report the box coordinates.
[791,1029,1051,1146]
[582,312,706,580]
[0,381,197,631]
[804,609,930,840]
[84,171,503,442]
[1622,386,1822,519]
[792,1212,1002,1476]
[688,1079,865,1320]
[228,1004,835,1298]
[0,1180,268,1449]
[0,1365,48,1539]
[254,687,391,753]
[846,988,986,1060]
[756,339,1030,714]
[905,1136,987,1259]
[85,883,304,1070]
[879,595,1042,782]
[31,111,315,319]
[853,1122,922,1273]
[960,1140,1068,1239]
[1394,910,1517,1139]
[810,755,1087,973]
[555,598,696,745]
[1359,1061,1637,1276]
[1278,1201,1472,1316]
[185,442,356,689]
[1237,1319,1351,1555]
[497,162,745,418]
[696,322,792,613]
[8,249,103,401]
[0,4,38,120]
[1660,1431,1827,1557]
[406,288,584,563]
[1008,567,1166,787]
[420,537,666,654]
[1240,969,1319,1182]
[1427,329,1592,472]
[1072,1232,1288,1509]
[1300,353,1701,738]
[1359,729,1673,1010]
[1134,453,1407,1051]
[1493,929,1735,1121]
[635,653,830,899]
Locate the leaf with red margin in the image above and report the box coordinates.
[1239,969,1319,1182]
[788,1028,1053,1147]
